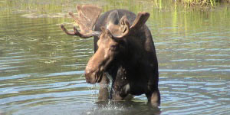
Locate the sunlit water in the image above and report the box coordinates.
[0,0,229,115]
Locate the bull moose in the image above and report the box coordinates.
[61,5,160,106]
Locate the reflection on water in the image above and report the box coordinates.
[0,0,229,115]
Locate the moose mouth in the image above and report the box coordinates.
[85,56,115,84]
[95,70,104,83]
[95,62,114,83]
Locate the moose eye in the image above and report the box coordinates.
[110,45,118,51]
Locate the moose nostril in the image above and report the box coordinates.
[85,72,91,82]
[85,71,95,83]
[85,71,91,78]
[85,76,91,83]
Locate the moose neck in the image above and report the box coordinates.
[120,36,146,76]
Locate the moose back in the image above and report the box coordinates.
[61,5,160,106]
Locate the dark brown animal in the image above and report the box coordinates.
[61,5,160,106]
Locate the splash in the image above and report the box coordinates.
[88,84,98,103]
[86,101,126,115]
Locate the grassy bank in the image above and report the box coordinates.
[179,0,230,6]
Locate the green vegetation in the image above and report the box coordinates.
[152,0,230,7]
[179,0,230,6]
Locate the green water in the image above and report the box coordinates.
[0,0,229,115]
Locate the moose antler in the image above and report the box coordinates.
[111,12,150,40]
[61,5,102,38]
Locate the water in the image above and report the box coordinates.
[0,0,229,115]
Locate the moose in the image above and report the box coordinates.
[61,5,160,106]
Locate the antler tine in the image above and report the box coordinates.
[69,12,77,20]
[60,25,76,35]
[61,25,98,38]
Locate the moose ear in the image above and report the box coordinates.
[119,15,130,34]
[130,12,150,30]
[107,12,149,40]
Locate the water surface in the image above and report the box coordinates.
[0,0,229,115]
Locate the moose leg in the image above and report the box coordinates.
[112,92,133,100]
[112,83,133,101]
[98,75,110,101]
[146,89,160,106]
